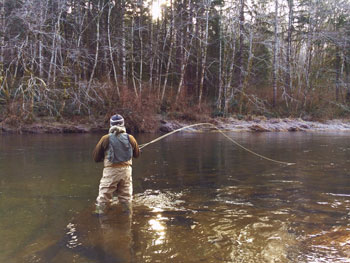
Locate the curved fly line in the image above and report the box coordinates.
[139,123,295,166]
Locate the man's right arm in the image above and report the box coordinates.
[93,135,109,162]
[128,135,140,158]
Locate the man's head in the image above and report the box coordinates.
[110,114,124,127]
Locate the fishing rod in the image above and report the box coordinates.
[139,123,295,166]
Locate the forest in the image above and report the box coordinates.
[1,0,350,129]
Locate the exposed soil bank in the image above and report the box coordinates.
[2,116,350,134]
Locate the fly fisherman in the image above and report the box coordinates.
[93,114,140,214]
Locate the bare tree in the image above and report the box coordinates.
[216,5,223,111]
[87,0,102,93]
[273,0,279,107]
[48,1,66,85]
[285,0,293,96]
[107,1,120,98]
[161,0,175,102]
[138,0,144,96]
[0,0,4,77]
[237,0,245,92]
[121,0,127,87]
[176,0,195,102]
[198,0,209,107]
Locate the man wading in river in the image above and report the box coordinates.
[93,114,140,215]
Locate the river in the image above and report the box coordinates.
[1,132,350,262]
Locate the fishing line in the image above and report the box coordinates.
[139,123,295,166]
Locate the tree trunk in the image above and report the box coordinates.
[345,39,350,103]
[345,57,350,103]
[237,0,245,92]
[0,0,4,75]
[148,9,155,89]
[157,14,169,98]
[87,0,101,93]
[239,30,253,113]
[225,35,237,114]
[217,17,223,111]
[272,0,279,107]
[304,0,314,107]
[285,0,293,95]
[176,0,194,102]
[335,45,341,102]
[107,2,120,98]
[121,0,127,87]
[131,5,138,97]
[37,1,48,78]
[48,11,61,85]
[138,0,144,96]
[0,0,6,101]
[161,0,174,102]
[198,0,209,107]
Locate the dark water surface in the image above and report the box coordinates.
[1,132,350,262]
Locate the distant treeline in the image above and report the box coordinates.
[0,0,350,121]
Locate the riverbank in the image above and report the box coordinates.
[211,117,350,132]
[2,116,350,134]
[0,118,107,134]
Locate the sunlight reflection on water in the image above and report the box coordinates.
[148,217,166,246]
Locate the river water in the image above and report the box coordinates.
[1,132,350,263]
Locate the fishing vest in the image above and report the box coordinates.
[107,133,133,164]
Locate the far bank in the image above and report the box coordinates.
[2,116,350,134]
